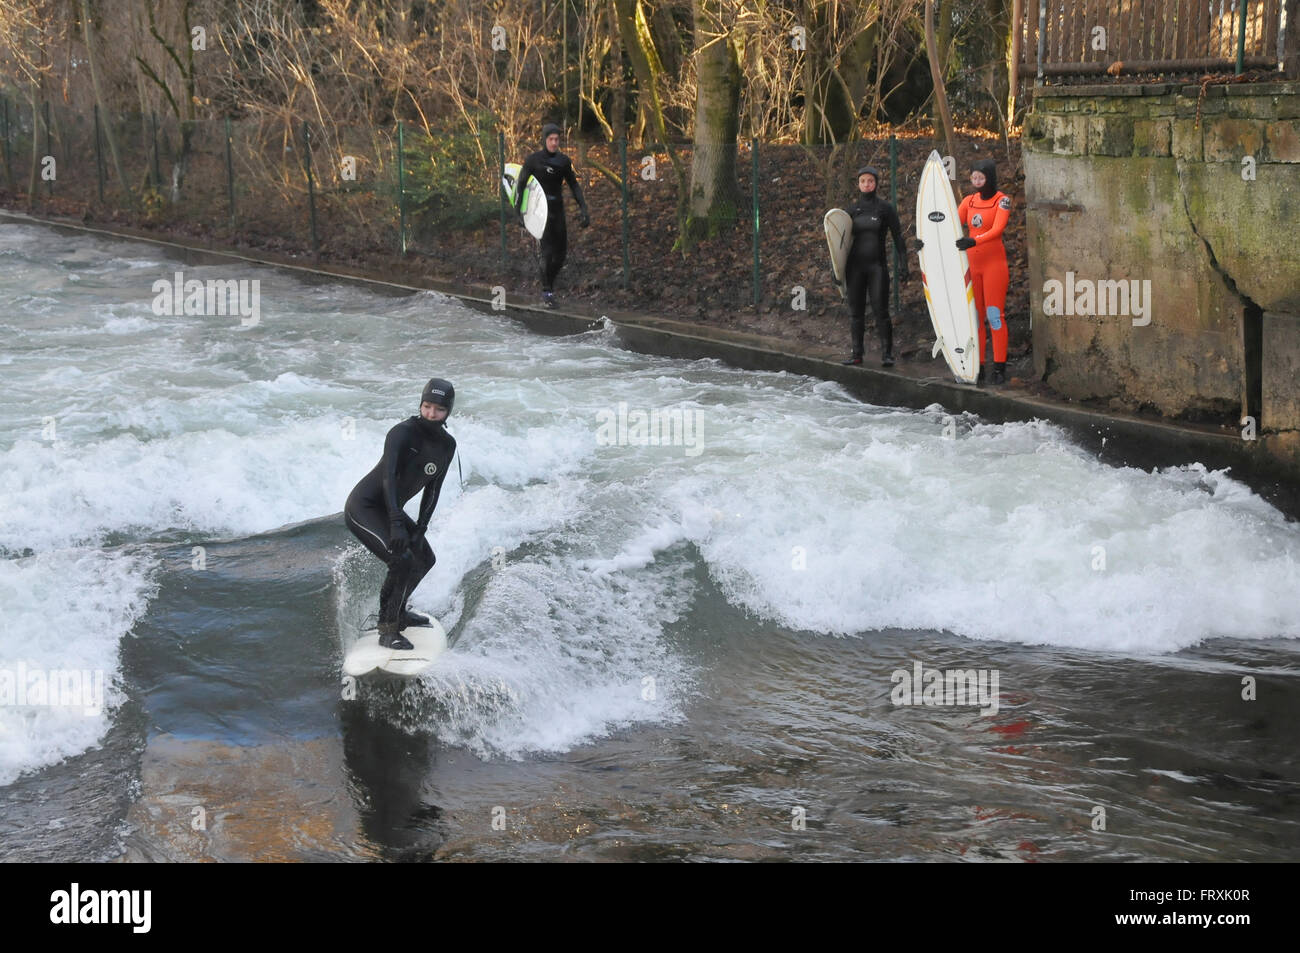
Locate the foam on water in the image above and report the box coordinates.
[2,224,1300,779]
[668,404,1300,651]
[0,548,156,786]
[353,550,694,758]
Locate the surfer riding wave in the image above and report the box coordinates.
[344,378,457,650]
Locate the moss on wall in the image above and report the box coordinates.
[1025,82,1300,437]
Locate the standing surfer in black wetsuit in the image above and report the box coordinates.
[841,166,908,367]
[514,122,590,308]
[344,379,457,650]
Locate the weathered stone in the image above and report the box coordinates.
[1057,114,1087,155]
[1179,164,1300,314]
[1089,115,1135,155]
[1026,113,1088,156]
[1265,430,1300,468]
[1172,118,1204,161]
[1027,86,1300,423]
[1025,114,1048,148]
[1176,96,1226,120]
[1204,119,1265,161]
[1227,95,1283,120]
[1039,96,1077,113]
[1226,82,1299,97]
[1265,120,1300,162]
[1133,119,1173,157]
[1262,312,1300,431]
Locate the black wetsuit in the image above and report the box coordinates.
[344,416,456,629]
[515,148,587,292]
[845,193,906,359]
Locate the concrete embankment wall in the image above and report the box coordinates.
[1024,81,1300,468]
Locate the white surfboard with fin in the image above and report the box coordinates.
[823,208,852,299]
[916,150,980,384]
[343,621,448,679]
[502,161,548,240]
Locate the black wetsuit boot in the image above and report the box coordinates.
[401,606,430,628]
[378,625,413,650]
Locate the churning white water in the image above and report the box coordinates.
[1,222,1298,784]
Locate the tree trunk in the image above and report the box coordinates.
[800,1,856,145]
[26,81,39,209]
[80,0,132,203]
[935,0,954,67]
[611,4,627,143]
[925,0,956,162]
[611,0,687,209]
[1008,0,1022,124]
[681,0,740,248]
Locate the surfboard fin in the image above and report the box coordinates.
[932,338,944,358]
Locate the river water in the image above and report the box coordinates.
[0,222,1297,861]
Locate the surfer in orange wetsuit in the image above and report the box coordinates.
[957,159,1012,385]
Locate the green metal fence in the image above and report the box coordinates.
[0,95,1021,326]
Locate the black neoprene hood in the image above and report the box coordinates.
[421,378,455,415]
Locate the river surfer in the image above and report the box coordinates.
[343,379,457,650]
[840,165,908,367]
[514,122,591,309]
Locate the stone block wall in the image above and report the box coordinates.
[1025,82,1300,462]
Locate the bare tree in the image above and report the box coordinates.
[679,0,741,248]
[0,0,61,206]
[130,0,202,202]
[613,0,688,215]
[79,0,132,203]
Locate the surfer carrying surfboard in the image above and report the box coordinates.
[514,122,590,309]
[958,159,1012,385]
[343,379,457,650]
[840,166,908,367]
[915,158,1012,385]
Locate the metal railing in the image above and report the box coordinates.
[1020,0,1297,81]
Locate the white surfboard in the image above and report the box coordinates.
[824,208,852,299]
[343,621,448,678]
[916,150,980,384]
[502,161,548,240]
